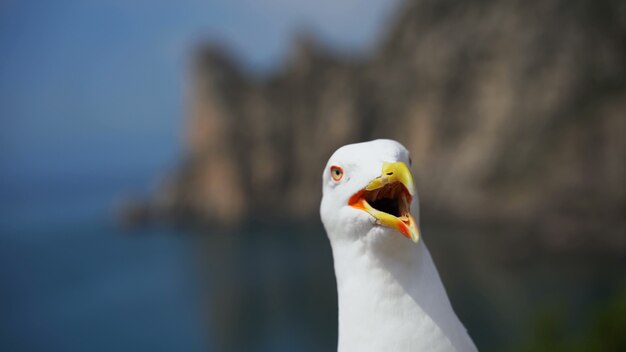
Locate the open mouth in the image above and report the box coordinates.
[348,162,419,242]
[350,182,411,218]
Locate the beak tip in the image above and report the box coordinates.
[410,226,420,243]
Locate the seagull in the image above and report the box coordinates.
[320,139,478,352]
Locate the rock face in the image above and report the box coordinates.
[158,0,625,251]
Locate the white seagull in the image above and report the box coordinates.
[320,139,478,352]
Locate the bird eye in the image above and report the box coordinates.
[330,165,344,182]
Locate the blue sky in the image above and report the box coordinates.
[0,0,400,197]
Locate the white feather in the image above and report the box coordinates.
[320,139,477,352]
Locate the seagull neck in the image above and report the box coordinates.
[329,232,461,351]
[330,230,426,295]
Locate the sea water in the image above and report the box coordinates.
[0,191,210,352]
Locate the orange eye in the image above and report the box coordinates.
[330,165,344,182]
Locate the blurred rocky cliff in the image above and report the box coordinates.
[140,0,625,253]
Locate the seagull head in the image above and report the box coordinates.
[320,139,420,244]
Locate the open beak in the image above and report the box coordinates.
[349,162,420,243]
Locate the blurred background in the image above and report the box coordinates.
[1,0,624,351]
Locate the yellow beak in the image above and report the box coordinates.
[349,162,420,243]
